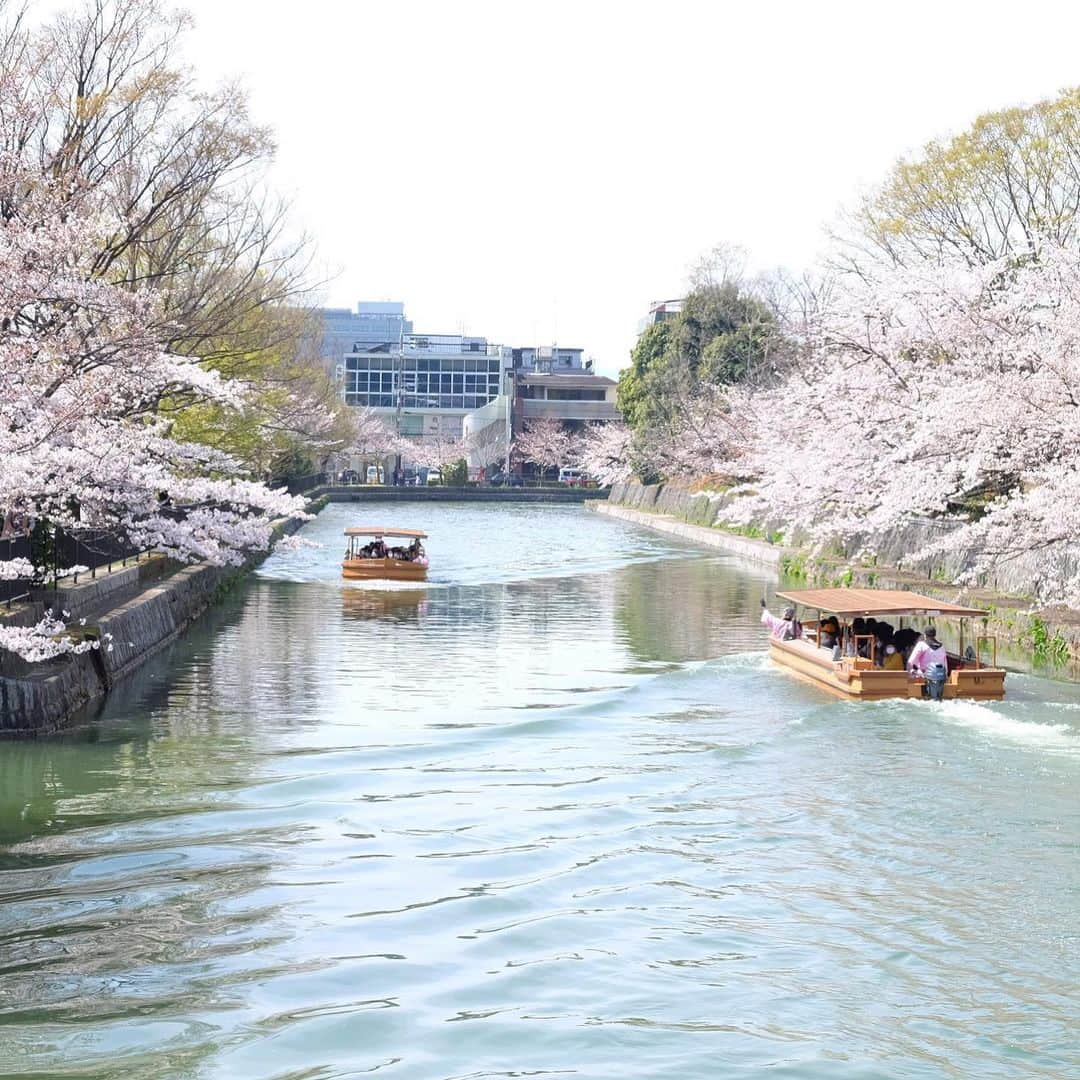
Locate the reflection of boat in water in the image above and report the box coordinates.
[768,587,1006,701]
[341,587,428,621]
[342,527,428,582]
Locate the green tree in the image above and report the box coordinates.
[617,321,671,431]
[619,282,779,443]
[853,86,1080,266]
[443,458,468,487]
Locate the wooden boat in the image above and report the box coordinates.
[767,587,1006,701]
[342,527,428,582]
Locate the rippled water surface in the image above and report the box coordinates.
[1,503,1078,1079]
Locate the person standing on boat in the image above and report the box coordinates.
[760,600,802,641]
[907,627,948,699]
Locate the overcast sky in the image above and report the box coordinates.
[176,0,1080,376]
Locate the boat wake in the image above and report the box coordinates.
[931,698,1080,752]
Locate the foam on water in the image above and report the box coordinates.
[931,697,1080,751]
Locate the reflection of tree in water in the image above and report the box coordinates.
[0,583,325,1054]
[615,556,776,663]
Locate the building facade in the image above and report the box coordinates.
[318,301,413,374]
[322,302,620,468]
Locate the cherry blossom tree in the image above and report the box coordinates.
[576,423,632,486]
[723,245,1080,605]
[414,431,468,472]
[0,151,308,661]
[515,419,579,482]
[342,407,406,458]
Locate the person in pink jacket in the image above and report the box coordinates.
[907,627,947,674]
[908,627,949,700]
[760,600,802,641]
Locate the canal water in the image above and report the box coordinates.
[0,503,1077,1079]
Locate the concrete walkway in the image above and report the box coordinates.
[592,502,784,569]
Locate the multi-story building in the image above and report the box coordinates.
[318,301,413,374]
[342,332,503,438]
[323,302,620,469]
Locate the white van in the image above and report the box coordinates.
[558,468,583,486]
[365,465,384,485]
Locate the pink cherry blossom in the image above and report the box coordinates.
[0,152,309,661]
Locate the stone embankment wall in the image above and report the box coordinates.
[602,481,1080,669]
[0,514,311,738]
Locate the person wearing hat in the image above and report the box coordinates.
[760,599,802,641]
[907,626,949,699]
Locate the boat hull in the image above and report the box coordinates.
[769,638,1005,701]
[341,558,428,582]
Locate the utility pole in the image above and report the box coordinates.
[504,365,514,478]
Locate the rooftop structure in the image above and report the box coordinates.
[319,302,413,369]
[636,298,684,336]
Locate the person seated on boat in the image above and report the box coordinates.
[850,618,874,659]
[760,600,802,641]
[893,627,920,661]
[818,615,840,649]
[389,545,406,560]
[407,538,424,562]
[881,643,904,670]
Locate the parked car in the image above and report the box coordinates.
[365,465,384,485]
[425,469,442,486]
[488,471,523,487]
[338,469,360,484]
[558,468,584,486]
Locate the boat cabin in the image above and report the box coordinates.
[342,527,429,582]
[768,587,1005,701]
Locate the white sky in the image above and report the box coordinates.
[174,0,1080,376]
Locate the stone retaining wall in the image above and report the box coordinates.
[0,517,308,738]
[594,503,783,568]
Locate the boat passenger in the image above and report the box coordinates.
[907,628,946,673]
[893,627,920,661]
[760,600,802,641]
[818,615,840,649]
[908,627,949,700]
[881,644,904,671]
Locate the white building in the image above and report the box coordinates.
[326,302,620,471]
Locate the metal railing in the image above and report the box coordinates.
[2,474,329,609]
[53,526,148,587]
[0,533,33,609]
[270,472,329,495]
